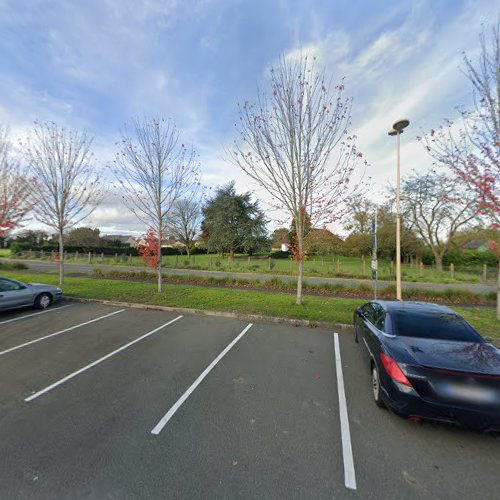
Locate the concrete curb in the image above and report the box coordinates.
[64,296,354,332]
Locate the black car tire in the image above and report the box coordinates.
[34,293,52,309]
[372,364,386,408]
[354,324,359,343]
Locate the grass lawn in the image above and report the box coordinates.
[0,249,10,257]
[7,250,496,284]
[2,271,498,339]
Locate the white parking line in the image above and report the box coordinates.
[0,304,73,326]
[151,322,253,435]
[0,309,125,357]
[333,332,357,491]
[25,315,183,402]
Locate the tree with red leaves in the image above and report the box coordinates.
[134,228,161,272]
[0,127,32,237]
[115,117,199,292]
[419,20,499,228]
[230,55,366,304]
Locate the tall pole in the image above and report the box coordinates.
[396,131,402,301]
[372,207,378,300]
[389,119,409,301]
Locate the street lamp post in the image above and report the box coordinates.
[388,119,410,301]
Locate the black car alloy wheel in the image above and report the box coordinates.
[372,364,386,408]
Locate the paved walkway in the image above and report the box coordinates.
[1,258,496,294]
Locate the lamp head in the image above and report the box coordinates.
[388,129,398,136]
[393,119,410,133]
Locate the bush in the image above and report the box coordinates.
[10,242,141,256]
[444,250,498,268]
[0,261,28,270]
[269,250,291,259]
[420,251,435,265]
[10,242,35,255]
[419,249,498,268]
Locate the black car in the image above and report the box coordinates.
[353,301,500,432]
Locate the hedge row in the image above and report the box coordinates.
[9,242,211,257]
[9,242,141,256]
[420,249,499,267]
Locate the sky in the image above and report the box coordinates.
[0,0,497,235]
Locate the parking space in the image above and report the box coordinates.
[0,302,498,499]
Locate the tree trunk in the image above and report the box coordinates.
[157,231,162,293]
[435,253,443,272]
[296,256,303,305]
[296,234,304,305]
[58,229,64,285]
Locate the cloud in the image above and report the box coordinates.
[2,0,497,236]
[275,0,499,200]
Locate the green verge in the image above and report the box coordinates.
[2,271,499,338]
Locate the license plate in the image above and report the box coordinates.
[438,383,497,404]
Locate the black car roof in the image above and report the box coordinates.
[373,301,457,315]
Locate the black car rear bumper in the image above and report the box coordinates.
[381,381,500,432]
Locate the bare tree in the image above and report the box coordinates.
[229,55,366,304]
[400,170,477,271]
[0,127,33,236]
[23,122,102,284]
[420,19,499,227]
[343,193,376,235]
[114,117,199,292]
[167,185,203,256]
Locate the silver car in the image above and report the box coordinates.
[0,277,63,311]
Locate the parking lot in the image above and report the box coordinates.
[0,302,498,499]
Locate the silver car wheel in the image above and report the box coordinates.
[39,294,51,309]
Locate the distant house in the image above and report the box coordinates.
[460,240,489,252]
[161,238,185,249]
[272,227,290,252]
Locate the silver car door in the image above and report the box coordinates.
[0,279,33,310]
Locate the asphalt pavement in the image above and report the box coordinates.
[0,302,498,499]
[1,257,496,294]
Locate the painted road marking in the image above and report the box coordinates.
[151,322,253,435]
[0,309,125,357]
[25,315,183,402]
[0,304,72,327]
[334,332,357,491]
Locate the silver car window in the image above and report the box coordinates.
[0,279,21,291]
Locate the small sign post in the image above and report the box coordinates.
[371,209,378,300]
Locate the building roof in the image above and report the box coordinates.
[461,240,488,250]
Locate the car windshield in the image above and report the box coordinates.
[391,311,483,342]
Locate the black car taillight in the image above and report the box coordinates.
[380,353,413,388]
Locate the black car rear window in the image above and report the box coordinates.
[391,311,483,342]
